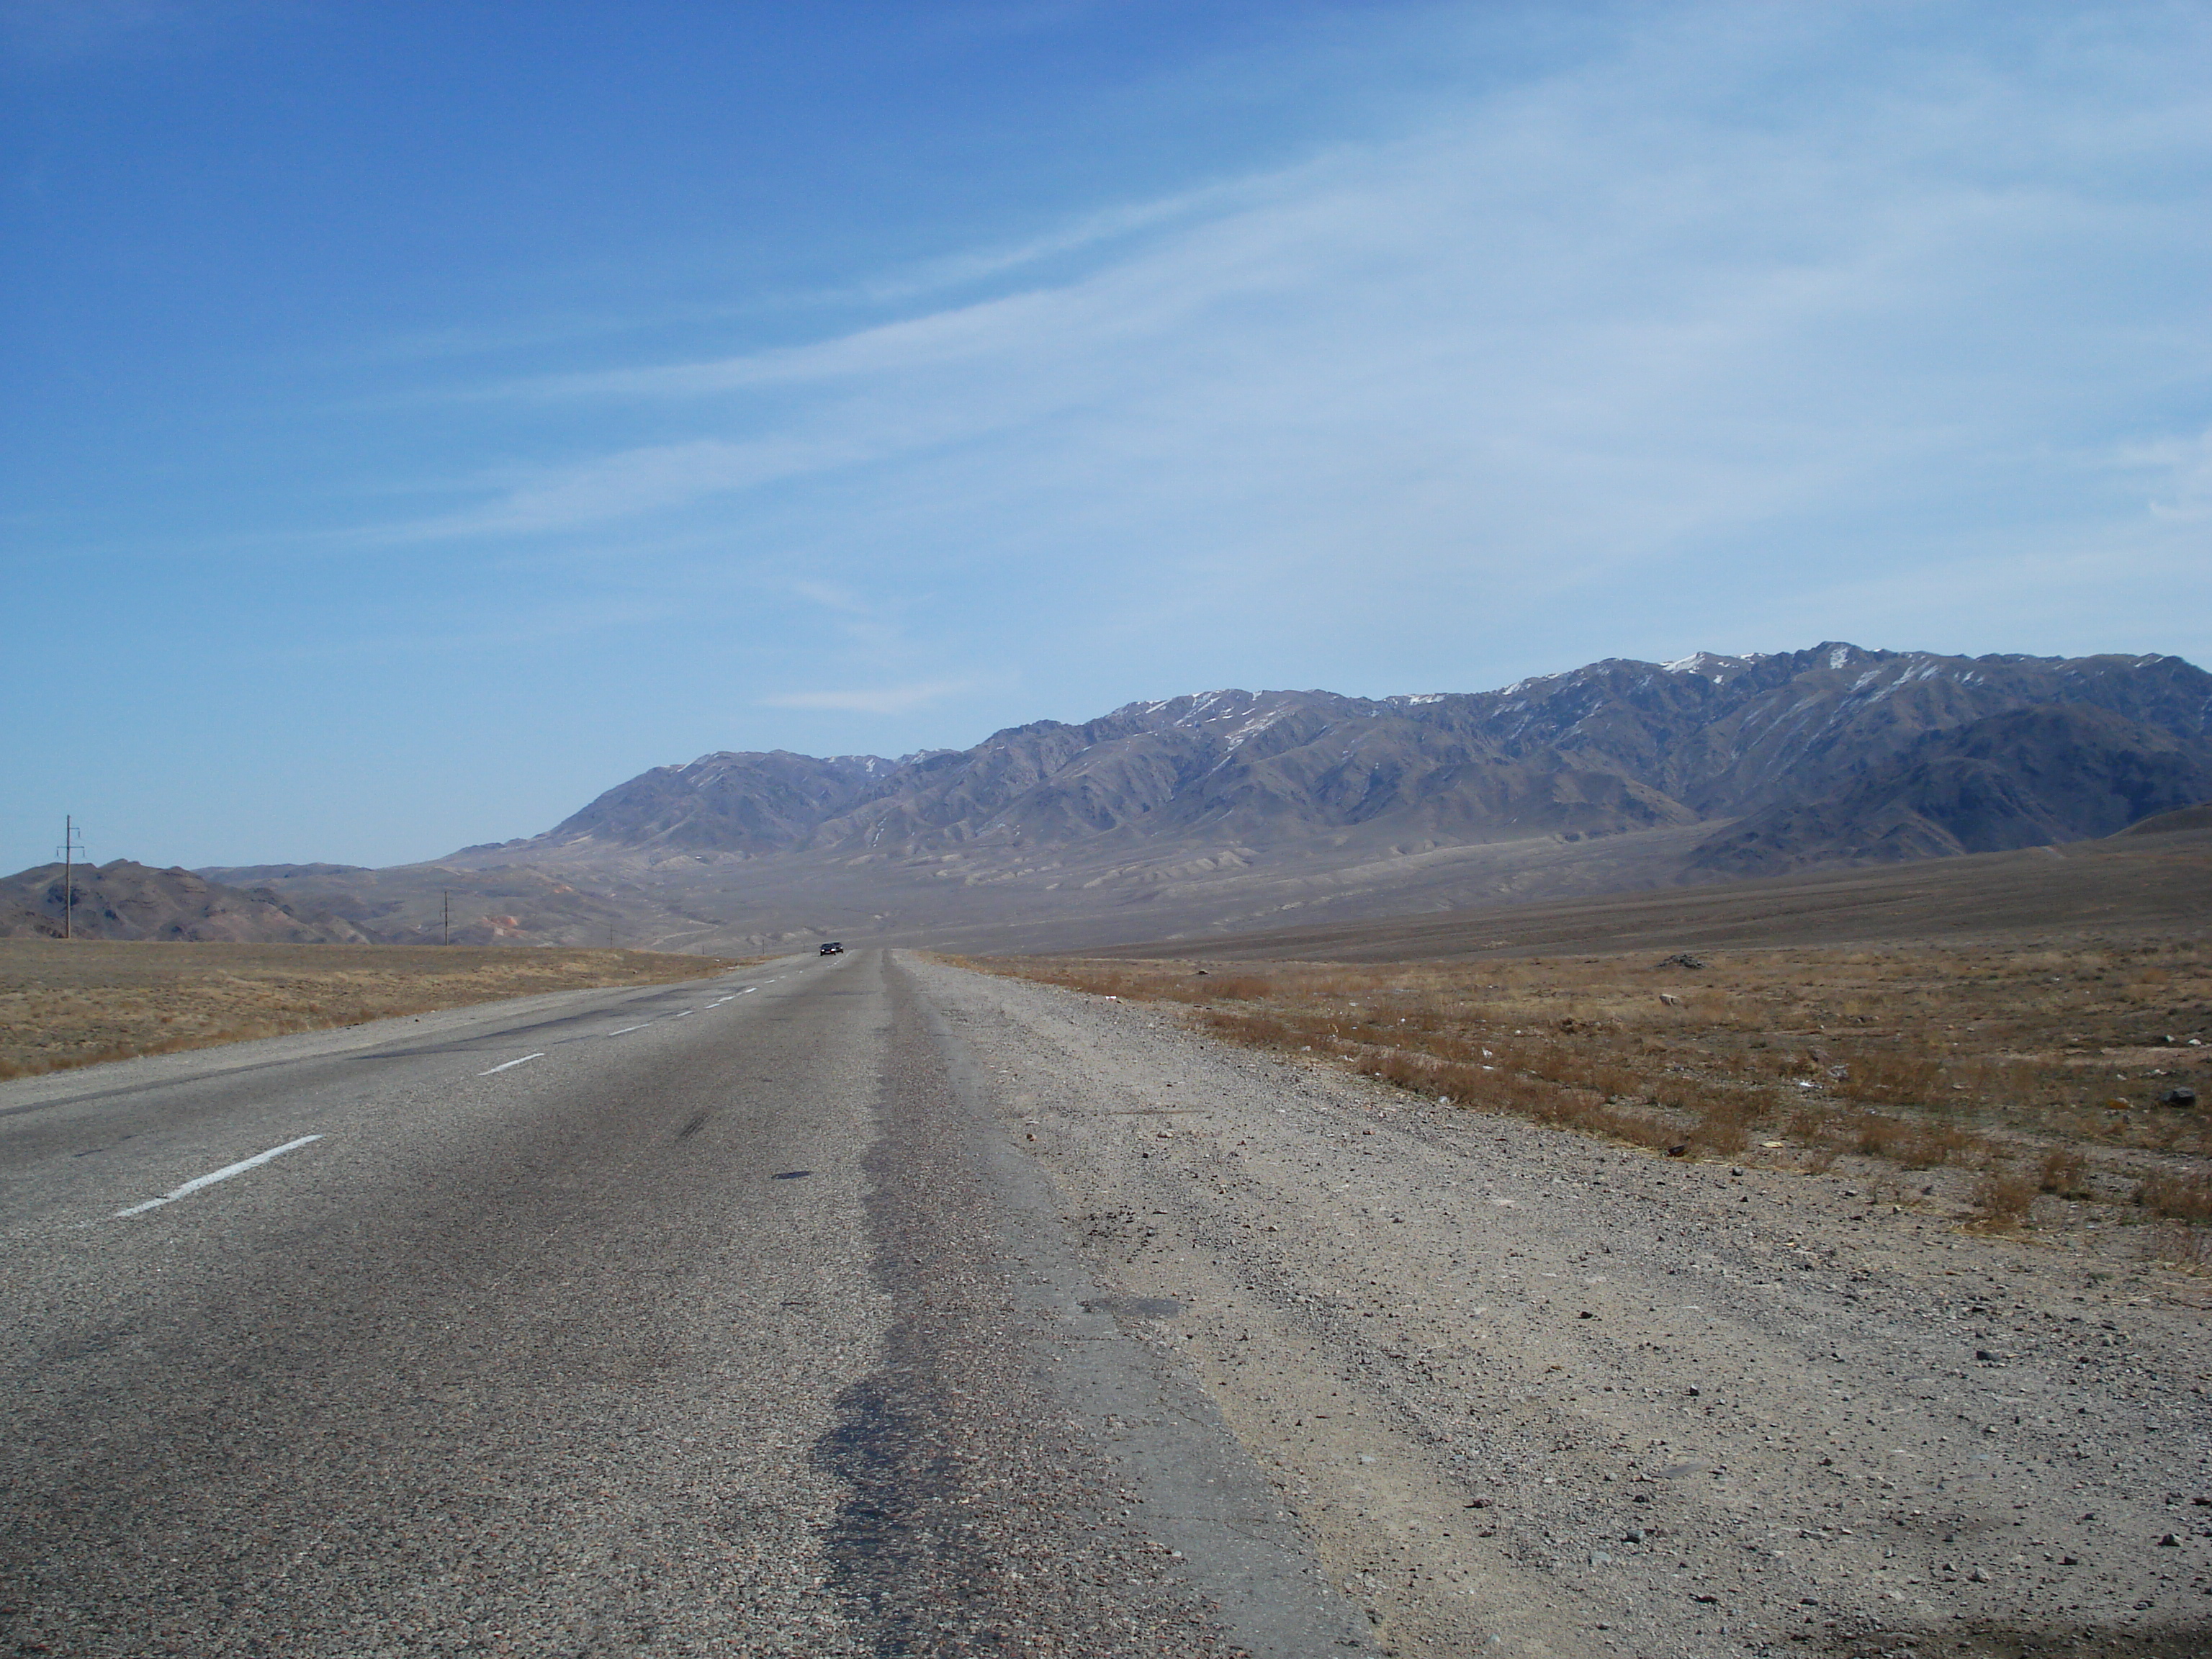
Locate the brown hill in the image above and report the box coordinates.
[0,861,375,944]
[2116,801,2212,837]
[199,863,657,949]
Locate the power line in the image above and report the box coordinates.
[55,817,86,941]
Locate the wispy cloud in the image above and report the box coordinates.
[762,679,979,716]
[400,4,2210,607]
[346,0,2212,711]
[791,580,872,616]
[2114,428,2212,521]
[425,433,889,535]
[836,178,1254,307]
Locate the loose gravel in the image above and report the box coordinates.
[912,953,2212,1659]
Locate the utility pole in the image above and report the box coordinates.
[442,889,450,946]
[606,921,615,950]
[55,817,86,940]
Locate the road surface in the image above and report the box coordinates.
[0,950,1354,1658]
[9,948,2206,1659]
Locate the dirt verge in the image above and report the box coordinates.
[916,952,2212,1659]
[966,940,2212,1245]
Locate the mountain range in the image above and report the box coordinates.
[9,642,2207,953]
[503,642,2210,875]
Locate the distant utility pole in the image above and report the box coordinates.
[55,816,86,940]
[607,922,615,950]
[443,889,451,946]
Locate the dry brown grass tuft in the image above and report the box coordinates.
[962,933,2212,1232]
[1838,1110,1992,1169]
[1972,1167,2039,1228]
[2038,1146,2090,1197]
[2138,1169,2212,1225]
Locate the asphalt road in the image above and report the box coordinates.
[0,951,1354,1658]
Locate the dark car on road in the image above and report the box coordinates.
[818,941,844,956]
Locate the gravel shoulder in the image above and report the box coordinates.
[824,954,1360,1657]
[909,953,2212,1659]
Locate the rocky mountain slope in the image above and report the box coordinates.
[472,751,914,856]
[0,861,374,944]
[1686,701,2212,876]
[494,642,2211,872]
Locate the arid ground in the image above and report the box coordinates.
[0,940,737,1079]
[933,938,2212,1655]
[966,931,2212,1247]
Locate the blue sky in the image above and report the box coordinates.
[4,0,2208,873]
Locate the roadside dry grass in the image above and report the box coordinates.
[961,934,2212,1248]
[0,939,741,1079]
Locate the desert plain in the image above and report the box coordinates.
[0,940,734,1079]
[3,834,2208,1655]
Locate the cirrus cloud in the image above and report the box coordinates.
[760,679,983,716]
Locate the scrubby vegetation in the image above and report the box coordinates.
[963,935,2212,1244]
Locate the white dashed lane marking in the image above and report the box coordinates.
[114,1135,325,1219]
[479,1053,545,1075]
